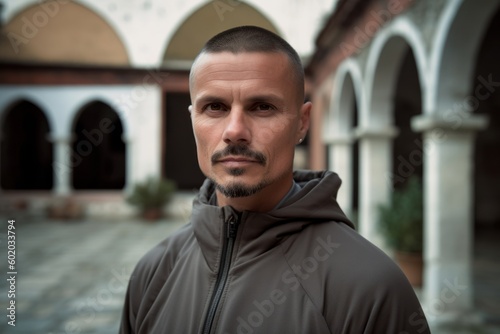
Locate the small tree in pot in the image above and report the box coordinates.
[126,177,176,221]
[378,176,423,286]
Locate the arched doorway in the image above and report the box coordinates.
[71,101,125,190]
[1,100,53,190]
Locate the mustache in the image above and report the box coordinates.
[211,145,267,166]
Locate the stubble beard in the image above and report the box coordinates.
[212,169,271,198]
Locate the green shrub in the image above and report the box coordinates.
[377,177,423,253]
[126,177,176,213]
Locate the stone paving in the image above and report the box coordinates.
[0,214,498,334]
[0,215,186,334]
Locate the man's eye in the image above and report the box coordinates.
[255,104,274,111]
[204,103,224,111]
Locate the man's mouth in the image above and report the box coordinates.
[217,157,261,167]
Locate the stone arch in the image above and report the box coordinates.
[325,58,363,219]
[364,17,427,127]
[428,0,500,114]
[162,1,281,66]
[71,100,126,190]
[0,99,53,190]
[328,59,363,138]
[357,17,426,244]
[0,0,129,65]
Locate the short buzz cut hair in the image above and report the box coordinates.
[191,25,305,103]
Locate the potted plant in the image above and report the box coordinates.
[126,177,176,221]
[47,196,84,220]
[377,176,423,286]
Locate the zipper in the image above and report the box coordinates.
[201,214,239,334]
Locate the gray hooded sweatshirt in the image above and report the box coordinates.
[120,170,430,334]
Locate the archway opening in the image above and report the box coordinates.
[472,6,500,321]
[352,96,359,217]
[1,100,53,190]
[340,74,360,218]
[326,71,360,220]
[392,48,423,190]
[164,92,205,190]
[71,101,126,190]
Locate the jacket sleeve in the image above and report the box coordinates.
[118,249,162,334]
[118,224,192,334]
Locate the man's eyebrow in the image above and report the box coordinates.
[245,94,284,104]
[194,94,284,106]
[193,95,226,106]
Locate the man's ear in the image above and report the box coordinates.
[298,101,312,141]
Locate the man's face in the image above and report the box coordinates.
[189,51,310,202]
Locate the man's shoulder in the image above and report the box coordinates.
[296,222,428,332]
[299,221,410,287]
[131,223,194,285]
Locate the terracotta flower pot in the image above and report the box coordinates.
[142,208,163,221]
[395,251,423,287]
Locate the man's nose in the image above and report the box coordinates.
[222,108,251,144]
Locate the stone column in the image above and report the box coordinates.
[356,126,398,247]
[412,114,488,322]
[122,135,134,193]
[0,130,3,195]
[326,136,354,218]
[50,136,72,196]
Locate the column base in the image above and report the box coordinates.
[427,311,487,333]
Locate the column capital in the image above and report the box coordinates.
[46,134,71,144]
[411,114,489,133]
[355,126,399,139]
[324,134,354,145]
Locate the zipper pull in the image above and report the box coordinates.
[227,216,238,239]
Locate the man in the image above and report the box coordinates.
[120,26,430,334]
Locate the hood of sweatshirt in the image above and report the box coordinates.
[190,170,354,271]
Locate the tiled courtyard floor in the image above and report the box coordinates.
[0,215,498,334]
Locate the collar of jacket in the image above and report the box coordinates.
[190,170,354,272]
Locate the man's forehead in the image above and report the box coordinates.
[190,51,288,78]
[189,50,304,106]
[189,53,287,97]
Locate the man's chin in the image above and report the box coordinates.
[226,167,245,176]
[215,182,262,198]
[211,174,271,198]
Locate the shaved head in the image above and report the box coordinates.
[190,26,305,106]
